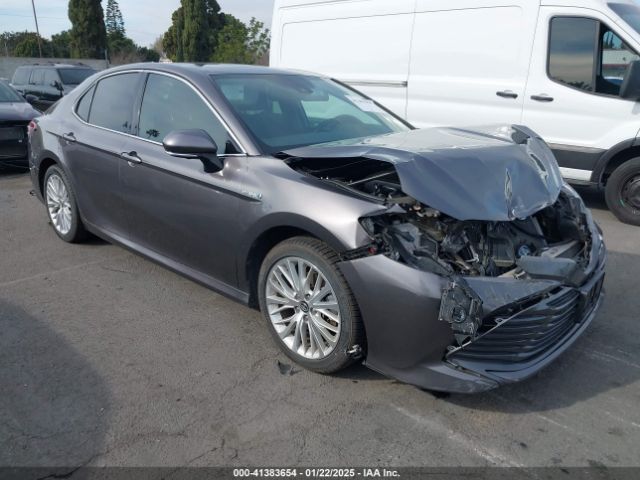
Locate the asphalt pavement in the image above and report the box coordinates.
[1,167,639,469]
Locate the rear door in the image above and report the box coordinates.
[61,72,143,239]
[119,72,245,287]
[522,7,640,181]
[407,0,538,128]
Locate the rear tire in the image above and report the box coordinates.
[258,236,365,373]
[43,165,89,243]
[605,158,640,226]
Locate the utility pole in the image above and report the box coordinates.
[31,0,43,58]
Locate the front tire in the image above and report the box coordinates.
[258,237,365,373]
[43,165,88,243]
[605,158,640,226]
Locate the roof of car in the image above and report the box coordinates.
[106,62,323,78]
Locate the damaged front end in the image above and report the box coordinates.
[284,126,606,392]
[356,186,596,347]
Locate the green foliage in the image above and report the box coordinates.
[50,30,72,58]
[163,0,224,62]
[105,0,126,37]
[68,0,107,58]
[212,16,270,64]
[13,33,47,57]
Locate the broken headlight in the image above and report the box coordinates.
[439,281,482,345]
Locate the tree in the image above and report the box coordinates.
[105,0,125,37]
[68,0,107,59]
[13,33,49,57]
[50,30,72,58]
[162,0,224,62]
[212,16,270,65]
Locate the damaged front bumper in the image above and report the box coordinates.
[338,215,606,394]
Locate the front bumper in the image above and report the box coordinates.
[338,220,606,394]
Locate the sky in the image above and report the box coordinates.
[0,0,276,47]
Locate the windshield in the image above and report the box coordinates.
[211,74,411,153]
[57,68,95,85]
[0,81,24,103]
[609,3,640,34]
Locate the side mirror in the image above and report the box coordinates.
[52,80,64,91]
[620,61,640,100]
[162,129,223,172]
[25,94,38,103]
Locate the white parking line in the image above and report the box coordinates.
[603,411,640,430]
[578,349,640,370]
[392,404,524,467]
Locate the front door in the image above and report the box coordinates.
[120,72,245,288]
[522,7,640,182]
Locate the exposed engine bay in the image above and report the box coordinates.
[287,156,591,280]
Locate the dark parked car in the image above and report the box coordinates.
[28,64,606,393]
[11,63,96,112]
[0,79,40,166]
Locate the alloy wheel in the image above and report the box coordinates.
[265,257,342,360]
[46,174,73,235]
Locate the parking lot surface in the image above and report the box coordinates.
[1,168,639,468]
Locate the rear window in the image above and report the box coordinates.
[88,73,139,133]
[12,67,31,85]
[0,81,24,103]
[76,85,95,121]
[58,68,95,85]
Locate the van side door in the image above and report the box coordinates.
[522,7,640,182]
[407,0,538,128]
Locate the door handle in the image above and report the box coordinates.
[121,151,142,165]
[62,132,76,143]
[496,90,518,99]
[531,94,554,102]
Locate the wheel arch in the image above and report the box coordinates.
[37,152,61,197]
[240,214,354,309]
[591,138,640,185]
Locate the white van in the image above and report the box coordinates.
[270,0,640,225]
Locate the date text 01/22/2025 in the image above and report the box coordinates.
[232,468,400,478]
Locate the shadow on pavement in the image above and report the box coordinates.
[0,301,111,467]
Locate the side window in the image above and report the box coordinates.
[599,28,640,96]
[76,86,96,122]
[549,17,598,92]
[137,73,234,153]
[549,16,640,97]
[88,73,139,133]
[29,69,45,86]
[12,67,30,85]
[43,69,61,88]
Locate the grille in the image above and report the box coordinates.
[0,126,25,141]
[451,282,601,364]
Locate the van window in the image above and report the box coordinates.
[88,73,139,133]
[12,67,30,85]
[600,28,640,95]
[549,16,640,97]
[549,17,598,92]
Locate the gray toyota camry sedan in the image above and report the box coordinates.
[28,63,606,393]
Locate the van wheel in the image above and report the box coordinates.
[605,158,640,226]
[258,237,365,373]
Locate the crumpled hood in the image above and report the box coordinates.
[284,125,564,221]
[0,102,40,123]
